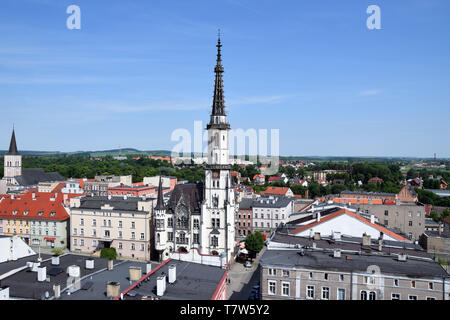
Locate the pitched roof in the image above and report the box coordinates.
[154,176,165,210]
[0,194,70,221]
[288,208,408,241]
[261,186,290,196]
[7,129,19,155]
[166,183,204,214]
[15,168,64,186]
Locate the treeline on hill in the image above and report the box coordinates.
[0,155,205,184]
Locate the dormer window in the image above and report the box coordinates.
[23,211,29,216]
[50,211,56,217]
[38,211,44,216]
[12,210,17,215]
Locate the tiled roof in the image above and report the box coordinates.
[0,194,70,221]
[261,186,290,196]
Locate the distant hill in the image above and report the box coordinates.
[0,148,173,157]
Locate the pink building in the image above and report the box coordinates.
[107,184,156,198]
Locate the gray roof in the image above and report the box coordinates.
[77,196,153,212]
[59,260,159,300]
[122,260,226,300]
[425,189,450,198]
[167,183,203,214]
[270,233,429,258]
[260,249,449,278]
[238,198,254,210]
[15,168,64,186]
[0,254,117,300]
[341,190,396,197]
[243,196,294,209]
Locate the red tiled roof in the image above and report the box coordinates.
[51,182,66,193]
[261,186,289,196]
[268,176,280,182]
[0,194,70,221]
[288,208,408,241]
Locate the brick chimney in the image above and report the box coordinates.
[362,233,371,246]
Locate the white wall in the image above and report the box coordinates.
[293,214,400,241]
[0,236,36,263]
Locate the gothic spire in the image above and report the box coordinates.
[7,127,19,155]
[155,176,165,210]
[211,32,226,117]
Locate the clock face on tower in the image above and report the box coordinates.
[212,170,220,179]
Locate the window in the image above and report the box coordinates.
[368,292,376,300]
[306,286,315,299]
[93,219,97,226]
[80,239,84,246]
[168,232,173,241]
[131,232,135,239]
[73,239,77,245]
[118,231,122,238]
[309,272,313,279]
[339,274,344,282]
[93,240,97,246]
[337,288,346,300]
[411,281,416,288]
[408,295,418,300]
[268,280,276,295]
[281,282,290,296]
[193,233,199,244]
[131,221,135,229]
[384,210,388,216]
[118,242,123,249]
[360,291,367,300]
[409,221,413,227]
[168,218,173,227]
[426,297,436,300]
[268,268,276,276]
[73,228,77,235]
[193,219,199,229]
[131,243,135,250]
[321,287,330,300]
[140,233,145,240]
[394,279,399,287]
[365,276,375,285]
[140,244,145,251]
[391,293,400,300]
[282,270,289,277]
[429,282,434,290]
[118,220,123,228]
[408,211,413,217]
[324,273,328,281]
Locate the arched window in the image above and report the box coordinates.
[360,291,367,300]
[369,291,376,300]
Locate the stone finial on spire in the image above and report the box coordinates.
[155,176,165,210]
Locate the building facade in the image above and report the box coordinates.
[69,195,154,260]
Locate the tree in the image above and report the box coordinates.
[100,247,117,260]
[245,231,265,260]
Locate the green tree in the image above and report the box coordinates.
[100,247,117,260]
[245,231,265,260]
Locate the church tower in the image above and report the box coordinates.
[4,128,22,182]
[201,34,236,263]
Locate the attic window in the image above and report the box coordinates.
[38,211,44,216]
[50,211,56,217]
[23,211,29,216]
[12,210,17,215]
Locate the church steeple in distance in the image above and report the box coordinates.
[207,31,230,130]
[7,127,19,155]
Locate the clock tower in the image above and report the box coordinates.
[200,34,236,263]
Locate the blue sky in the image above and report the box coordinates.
[0,0,449,157]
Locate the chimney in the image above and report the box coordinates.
[313,232,321,241]
[332,231,341,241]
[317,212,321,222]
[108,260,114,270]
[168,265,176,284]
[378,238,383,252]
[106,282,120,298]
[333,249,341,258]
[37,267,47,282]
[129,266,142,281]
[51,256,60,266]
[398,254,407,261]
[0,287,10,300]
[146,263,152,274]
[370,215,375,224]
[32,192,36,200]
[53,284,61,298]
[362,233,371,246]
[439,222,443,236]
[85,259,94,270]
[11,194,14,200]
[156,275,166,296]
